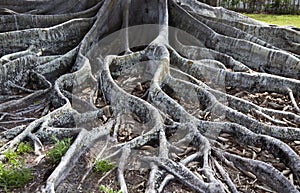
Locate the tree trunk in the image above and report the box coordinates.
[0,0,300,192]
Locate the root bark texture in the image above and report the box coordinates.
[0,0,300,192]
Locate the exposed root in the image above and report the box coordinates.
[223,151,299,193]
[0,0,300,192]
[287,87,300,113]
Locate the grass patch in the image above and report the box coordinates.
[94,160,115,174]
[4,150,18,166]
[244,14,300,28]
[0,143,34,192]
[0,162,33,192]
[99,185,122,193]
[17,142,33,155]
[46,137,71,164]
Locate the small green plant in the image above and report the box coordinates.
[94,160,114,174]
[99,185,122,193]
[1,146,33,192]
[16,142,33,155]
[46,137,71,164]
[4,150,18,166]
[0,162,33,192]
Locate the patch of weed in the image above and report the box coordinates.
[0,145,33,192]
[17,142,33,155]
[0,162,33,192]
[94,160,115,174]
[4,150,18,166]
[46,137,71,164]
[99,185,122,193]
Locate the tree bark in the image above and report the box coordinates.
[0,0,300,192]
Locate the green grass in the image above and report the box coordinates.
[94,160,115,174]
[16,142,33,155]
[46,137,71,164]
[244,14,300,28]
[0,162,33,192]
[0,143,34,192]
[4,150,18,166]
[99,185,122,193]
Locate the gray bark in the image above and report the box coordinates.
[0,0,299,192]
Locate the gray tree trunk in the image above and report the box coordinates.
[0,0,300,192]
